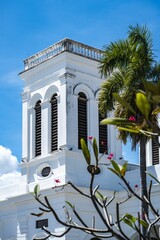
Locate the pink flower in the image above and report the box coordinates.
[88,136,93,140]
[55,179,61,183]
[134,184,138,188]
[107,153,114,160]
[129,116,136,121]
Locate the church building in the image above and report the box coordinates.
[0,39,159,240]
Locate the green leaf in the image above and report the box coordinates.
[136,92,151,119]
[111,160,121,174]
[125,213,136,223]
[118,127,140,133]
[122,213,137,229]
[113,93,136,114]
[123,218,134,229]
[65,201,75,209]
[120,162,128,177]
[139,219,148,228]
[95,191,104,201]
[146,171,160,184]
[34,184,40,197]
[101,118,136,126]
[93,138,99,165]
[81,138,91,165]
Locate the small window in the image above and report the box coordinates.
[41,167,51,177]
[36,219,48,229]
[36,164,52,179]
[78,92,88,149]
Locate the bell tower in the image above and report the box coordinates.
[19,39,123,191]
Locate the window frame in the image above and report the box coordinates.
[35,100,41,157]
[78,92,88,149]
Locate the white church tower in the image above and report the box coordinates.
[0,39,133,240]
[19,38,123,191]
[18,39,124,239]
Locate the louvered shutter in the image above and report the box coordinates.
[78,92,87,149]
[35,100,41,156]
[51,94,58,152]
[152,137,159,165]
[99,112,108,154]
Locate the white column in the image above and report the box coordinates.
[28,107,35,159]
[146,140,152,166]
[66,84,76,149]
[22,91,29,161]
[58,79,67,148]
[72,94,79,150]
[89,98,99,140]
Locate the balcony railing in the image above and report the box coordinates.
[24,38,103,70]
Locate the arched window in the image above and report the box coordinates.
[99,111,108,154]
[152,137,159,165]
[35,100,41,156]
[78,92,87,149]
[51,94,58,152]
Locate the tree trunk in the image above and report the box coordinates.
[140,136,148,237]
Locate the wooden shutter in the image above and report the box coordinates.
[152,137,159,165]
[51,94,58,152]
[35,100,41,156]
[78,92,87,149]
[99,112,108,154]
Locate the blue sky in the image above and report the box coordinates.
[1,0,160,165]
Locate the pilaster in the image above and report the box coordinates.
[28,107,35,160]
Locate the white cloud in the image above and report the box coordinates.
[0,145,19,174]
[0,171,21,186]
[0,145,21,187]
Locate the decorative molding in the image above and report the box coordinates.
[21,91,30,102]
[59,72,76,79]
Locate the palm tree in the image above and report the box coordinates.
[99,25,160,236]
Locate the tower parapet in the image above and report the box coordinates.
[23,38,103,70]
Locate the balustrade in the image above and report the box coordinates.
[24,39,103,70]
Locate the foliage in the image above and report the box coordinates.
[31,135,160,240]
[99,24,160,148]
[99,24,160,237]
[101,80,160,140]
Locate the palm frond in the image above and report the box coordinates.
[128,24,154,75]
[99,39,131,77]
[99,70,125,114]
[99,24,159,149]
